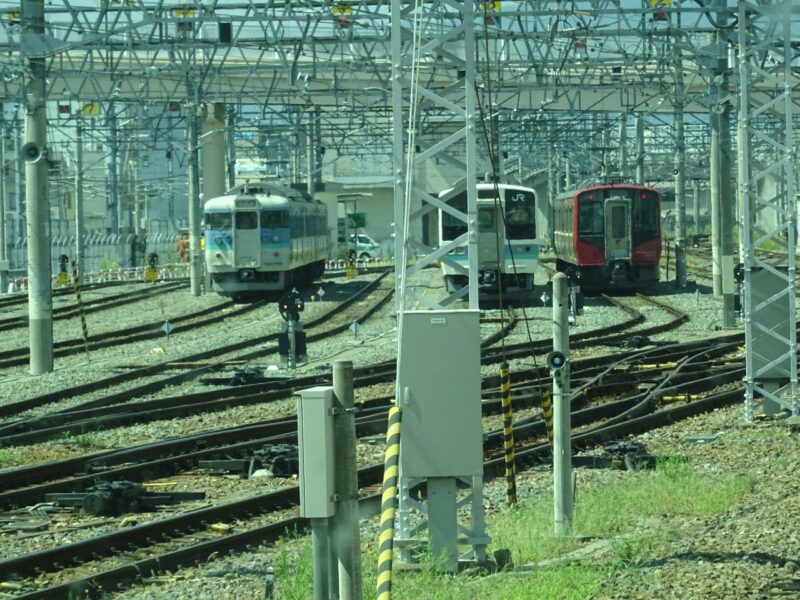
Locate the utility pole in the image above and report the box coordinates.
[107,105,119,233]
[0,117,8,293]
[674,34,687,288]
[635,114,645,185]
[23,0,53,374]
[186,78,202,297]
[75,123,85,284]
[709,0,735,326]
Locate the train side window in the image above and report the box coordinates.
[207,212,232,229]
[262,210,288,228]
[235,212,258,229]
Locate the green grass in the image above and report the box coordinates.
[270,459,754,599]
[58,431,105,449]
[0,448,28,469]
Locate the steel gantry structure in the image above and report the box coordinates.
[0,3,796,413]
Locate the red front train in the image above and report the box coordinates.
[553,184,661,290]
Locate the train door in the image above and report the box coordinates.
[604,199,631,261]
[477,205,501,267]
[233,210,260,267]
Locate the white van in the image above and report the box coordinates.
[349,233,383,259]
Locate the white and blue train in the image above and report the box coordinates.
[439,182,539,293]
[204,183,328,300]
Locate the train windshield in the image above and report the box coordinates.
[578,192,604,236]
[262,210,288,228]
[478,208,496,232]
[441,190,468,240]
[634,191,660,237]
[504,188,535,239]
[235,212,258,229]
[206,212,232,229]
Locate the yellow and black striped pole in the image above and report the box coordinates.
[542,388,554,446]
[376,405,401,600]
[500,362,517,505]
[70,261,90,357]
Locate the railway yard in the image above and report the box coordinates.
[0,259,794,600]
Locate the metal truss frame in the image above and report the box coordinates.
[738,0,798,419]
[391,0,486,568]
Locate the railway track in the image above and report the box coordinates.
[0,291,682,446]
[0,272,395,425]
[0,292,274,370]
[0,281,188,333]
[0,335,750,598]
[0,279,168,310]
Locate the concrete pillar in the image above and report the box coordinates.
[201,103,227,202]
[23,0,53,374]
[75,123,85,284]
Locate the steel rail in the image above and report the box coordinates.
[0,272,391,421]
[1,370,746,598]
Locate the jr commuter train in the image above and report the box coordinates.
[552,183,661,290]
[439,182,539,293]
[204,183,328,300]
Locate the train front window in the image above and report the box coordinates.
[505,189,535,239]
[610,205,627,238]
[441,190,468,240]
[261,210,288,228]
[635,191,660,237]
[235,212,258,229]
[478,208,496,232]
[578,192,603,236]
[206,213,232,229]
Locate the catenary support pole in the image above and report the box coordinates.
[552,273,572,536]
[226,106,237,191]
[635,114,645,186]
[107,105,120,234]
[618,112,627,178]
[332,361,362,600]
[24,0,53,375]
[74,123,85,285]
[674,37,687,289]
[186,82,202,296]
[0,117,7,293]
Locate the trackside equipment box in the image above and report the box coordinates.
[296,386,336,518]
[398,310,483,478]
